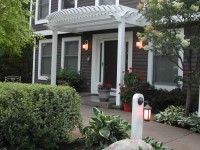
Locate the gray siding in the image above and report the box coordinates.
[120,0,140,9]
[78,0,95,7]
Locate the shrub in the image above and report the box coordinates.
[154,106,186,125]
[119,67,144,105]
[83,107,131,149]
[57,69,83,91]
[139,83,185,113]
[0,82,82,149]
[143,137,168,150]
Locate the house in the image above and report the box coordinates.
[30,0,199,107]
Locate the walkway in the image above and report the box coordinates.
[78,94,200,150]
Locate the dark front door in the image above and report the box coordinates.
[104,40,117,88]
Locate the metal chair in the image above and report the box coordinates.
[5,76,21,82]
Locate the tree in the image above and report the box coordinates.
[0,0,33,55]
[137,0,200,115]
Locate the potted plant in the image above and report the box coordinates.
[98,83,111,102]
[119,67,143,112]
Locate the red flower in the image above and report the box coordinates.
[122,71,125,74]
[124,90,128,93]
[119,83,121,86]
[125,70,129,74]
[118,92,121,95]
[129,67,133,70]
[139,77,144,81]
[130,86,134,90]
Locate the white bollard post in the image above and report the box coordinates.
[198,85,200,117]
[131,93,144,140]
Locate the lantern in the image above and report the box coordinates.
[144,104,152,121]
[136,41,143,49]
[82,40,88,51]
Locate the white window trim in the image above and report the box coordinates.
[147,28,184,91]
[58,0,78,10]
[61,37,81,72]
[95,0,119,6]
[38,39,52,80]
[35,0,52,25]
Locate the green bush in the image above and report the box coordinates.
[83,107,131,149]
[57,69,83,91]
[139,83,185,113]
[0,82,82,149]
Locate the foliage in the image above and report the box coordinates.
[187,112,200,133]
[0,44,33,83]
[137,0,200,115]
[57,69,83,91]
[119,67,144,105]
[154,106,186,125]
[98,83,111,90]
[0,82,82,149]
[143,136,168,150]
[83,107,131,149]
[139,83,185,113]
[154,106,200,133]
[0,0,35,55]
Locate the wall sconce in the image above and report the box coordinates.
[144,104,152,121]
[136,41,143,49]
[82,40,88,51]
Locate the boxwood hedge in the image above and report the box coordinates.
[0,82,82,149]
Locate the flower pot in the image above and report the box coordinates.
[98,89,110,102]
[123,103,132,112]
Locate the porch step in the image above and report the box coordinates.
[80,94,116,109]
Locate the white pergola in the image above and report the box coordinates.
[46,5,147,106]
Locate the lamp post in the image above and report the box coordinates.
[131,93,152,140]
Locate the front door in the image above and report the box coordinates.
[103,40,117,88]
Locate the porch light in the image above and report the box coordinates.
[136,41,143,49]
[144,104,152,121]
[82,40,88,51]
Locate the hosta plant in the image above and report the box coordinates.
[143,137,168,150]
[187,112,200,133]
[154,106,186,125]
[83,107,131,149]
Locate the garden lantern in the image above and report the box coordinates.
[144,104,152,121]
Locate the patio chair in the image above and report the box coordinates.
[5,76,21,82]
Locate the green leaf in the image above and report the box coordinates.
[99,127,110,139]
[91,117,103,127]
[93,107,101,117]
[110,136,117,142]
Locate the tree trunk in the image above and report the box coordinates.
[185,83,192,116]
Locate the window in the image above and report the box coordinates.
[61,37,81,72]
[99,0,116,5]
[154,54,178,85]
[35,0,51,24]
[58,0,78,10]
[38,40,52,80]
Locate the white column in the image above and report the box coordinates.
[116,19,125,106]
[131,94,144,140]
[32,39,36,84]
[198,85,200,117]
[51,30,58,85]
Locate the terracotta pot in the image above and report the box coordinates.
[98,89,110,102]
[123,103,132,112]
